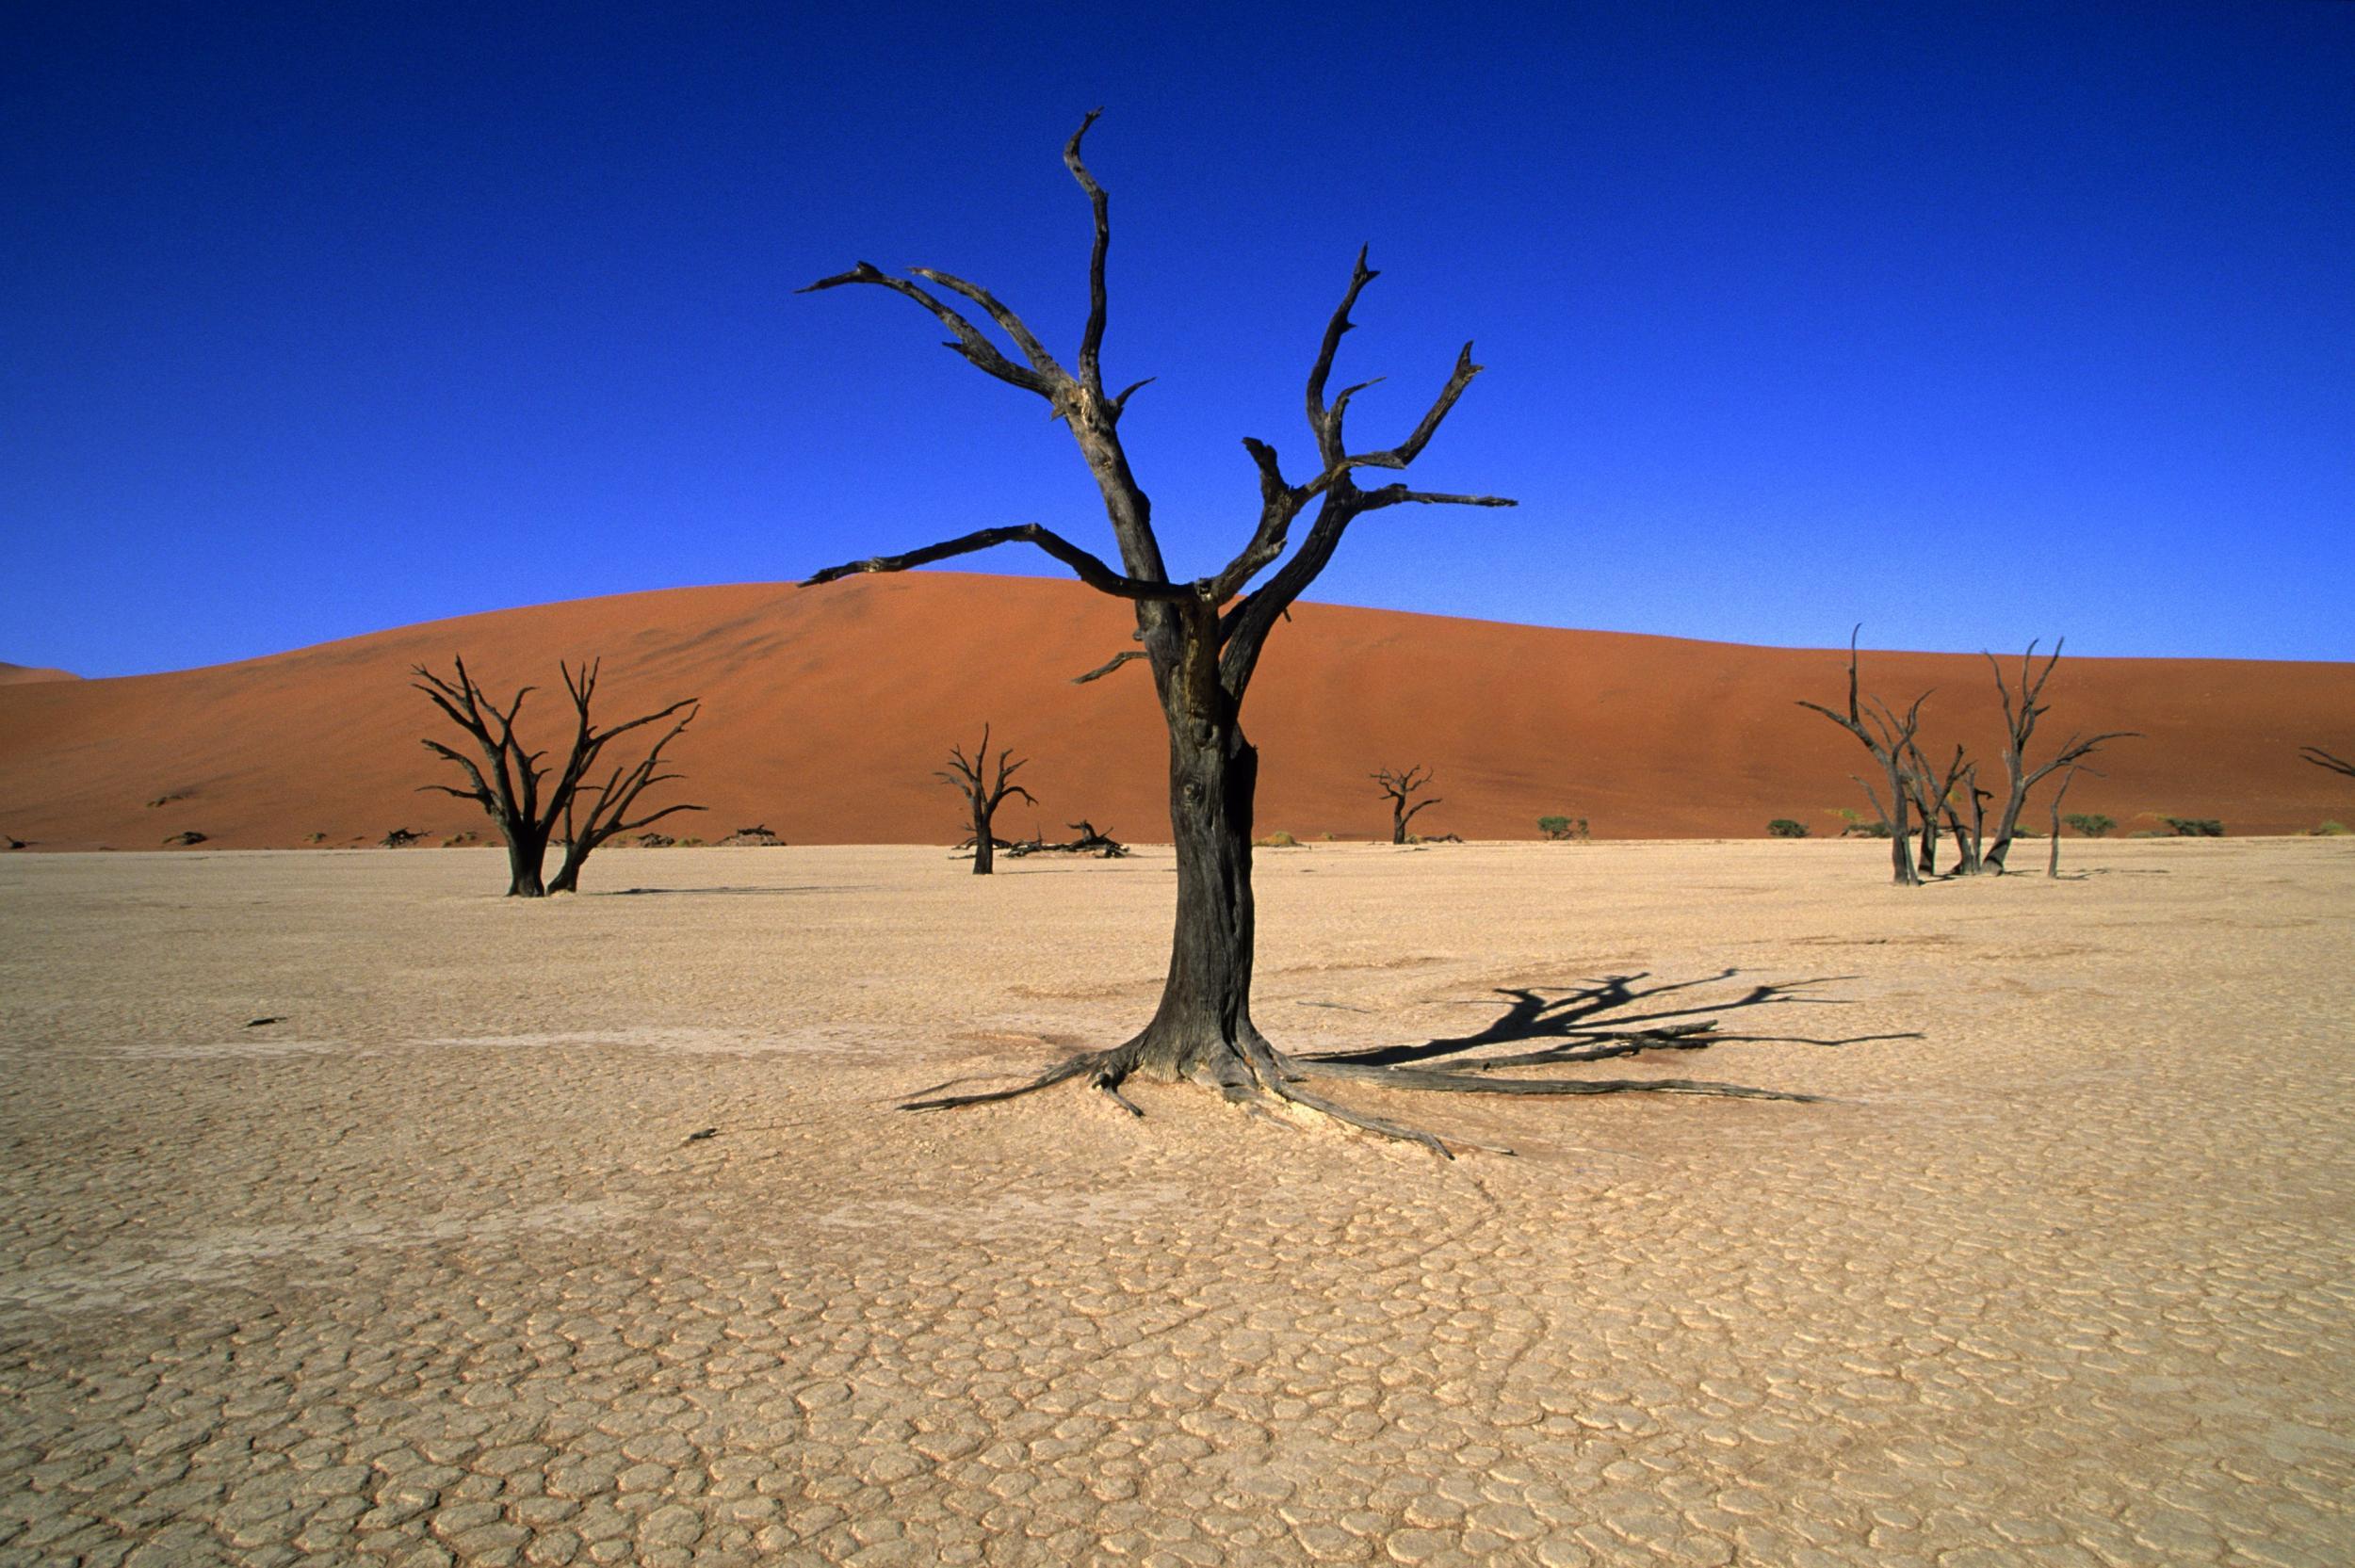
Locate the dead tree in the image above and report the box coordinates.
[414,657,698,897]
[1982,640,2136,873]
[548,697,703,894]
[1372,765,1442,845]
[2302,745,2355,782]
[1902,738,1981,877]
[2048,762,2095,879]
[940,725,1035,876]
[1798,627,1928,885]
[801,117,1811,1154]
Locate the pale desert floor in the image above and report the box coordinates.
[1,838,2349,1568]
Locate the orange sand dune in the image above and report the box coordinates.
[2,574,2349,849]
[0,662,78,687]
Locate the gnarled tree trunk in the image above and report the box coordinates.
[801,117,1815,1154]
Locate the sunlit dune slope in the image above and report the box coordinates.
[0,662,79,687]
[2,574,2349,849]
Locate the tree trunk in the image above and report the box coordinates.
[1887,767,1920,887]
[1391,800,1407,846]
[1917,813,1940,877]
[1123,696,1260,1087]
[972,800,995,875]
[503,824,548,897]
[547,840,583,895]
[1986,752,2028,873]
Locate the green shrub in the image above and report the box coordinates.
[2163,817,2224,837]
[1766,818,1808,838]
[1537,816,1589,841]
[2011,825,2040,838]
[2062,813,2115,838]
[2314,820,2348,836]
[1843,819,1891,839]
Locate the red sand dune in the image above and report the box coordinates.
[2,574,2350,850]
[0,662,78,687]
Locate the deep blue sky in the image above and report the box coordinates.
[6,1,2350,677]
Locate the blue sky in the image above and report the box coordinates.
[6,1,2350,676]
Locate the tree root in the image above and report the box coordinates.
[897,1018,1820,1158]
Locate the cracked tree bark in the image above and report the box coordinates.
[799,118,1813,1155]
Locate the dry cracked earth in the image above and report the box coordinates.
[1,838,2349,1567]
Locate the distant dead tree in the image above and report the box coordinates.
[1372,765,1441,844]
[548,703,702,894]
[940,725,1035,876]
[1902,738,1982,877]
[1982,640,2136,873]
[2047,763,2097,879]
[798,117,1812,1154]
[414,656,699,897]
[2303,745,2355,782]
[1798,627,1928,886]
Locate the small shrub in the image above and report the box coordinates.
[636,832,678,848]
[1256,830,1299,849]
[1319,831,1339,841]
[303,831,327,844]
[1766,818,1808,838]
[2011,825,2040,838]
[2128,830,2166,838]
[676,836,706,848]
[162,830,207,847]
[1843,819,1891,839]
[2314,820,2348,836]
[1537,816,1589,842]
[2062,813,2115,838]
[2163,816,2224,837]
[381,828,422,848]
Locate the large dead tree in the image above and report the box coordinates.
[414,657,698,897]
[1982,640,2136,873]
[800,117,1811,1154]
[941,725,1035,876]
[1372,765,1442,845]
[1798,627,1928,885]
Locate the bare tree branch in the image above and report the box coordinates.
[803,523,1190,602]
[798,263,1055,396]
[1064,109,1112,396]
[1073,649,1148,685]
[2303,744,2355,780]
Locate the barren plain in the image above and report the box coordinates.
[2,837,2349,1567]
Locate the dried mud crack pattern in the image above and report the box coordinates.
[1,841,2350,1567]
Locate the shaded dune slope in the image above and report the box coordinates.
[2,574,2349,849]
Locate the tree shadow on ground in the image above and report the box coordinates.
[1298,968,1917,1074]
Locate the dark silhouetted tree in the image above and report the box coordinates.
[1798,627,1928,886]
[1982,640,2136,873]
[414,657,698,897]
[940,725,1035,876]
[799,117,1810,1153]
[1372,765,1441,845]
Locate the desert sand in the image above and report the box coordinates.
[2,836,2349,1565]
[6,574,2353,852]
